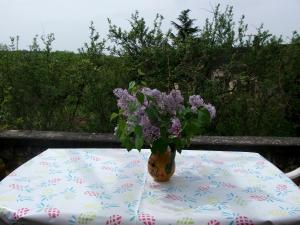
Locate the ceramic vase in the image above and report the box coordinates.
[148,147,176,182]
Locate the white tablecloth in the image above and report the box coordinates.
[0,148,300,225]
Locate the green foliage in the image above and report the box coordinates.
[171,9,199,42]
[0,5,299,136]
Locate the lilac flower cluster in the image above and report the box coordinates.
[141,88,162,104]
[139,115,160,143]
[168,117,181,137]
[189,95,204,112]
[139,88,184,142]
[204,103,216,119]
[113,87,215,145]
[113,88,161,143]
[113,88,136,116]
[162,90,184,115]
[189,95,216,118]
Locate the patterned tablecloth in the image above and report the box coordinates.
[0,148,300,225]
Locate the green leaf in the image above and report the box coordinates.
[145,105,159,121]
[160,126,167,139]
[110,112,119,122]
[184,111,194,120]
[116,118,126,137]
[151,138,168,154]
[128,102,136,113]
[136,92,144,104]
[147,95,155,102]
[134,125,142,137]
[141,81,147,86]
[128,81,136,93]
[116,118,134,151]
[181,108,211,138]
[197,109,210,130]
[198,108,210,120]
[135,136,144,150]
[134,125,144,150]
[129,81,136,89]
[172,138,186,151]
[183,118,199,137]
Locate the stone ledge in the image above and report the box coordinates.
[0,130,118,148]
[1,130,300,152]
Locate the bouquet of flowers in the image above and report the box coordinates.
[111,82,216,154]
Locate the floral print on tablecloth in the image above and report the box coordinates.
[0,148,300,225]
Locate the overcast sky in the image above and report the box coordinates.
[1,0,299,51]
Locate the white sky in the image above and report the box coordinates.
[0,0,299,52]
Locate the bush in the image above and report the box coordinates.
[0,5,299,136]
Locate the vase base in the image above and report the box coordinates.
[154,177,170,182]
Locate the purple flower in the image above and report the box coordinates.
[168,117,181,137]
[113,88,136,115]
[189,95,204,110]
[191,106,197,113]
[204,103,216,119]
[139,115,160,144]
[141,88,162,100]
[170,90,184,104]
[163,90,184,115]
[141,88,163,108]
[132,105,146,129]
[134,105,146,117]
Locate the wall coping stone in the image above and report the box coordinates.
[1,130,299,152]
